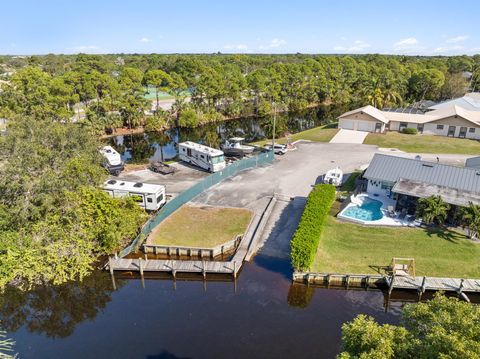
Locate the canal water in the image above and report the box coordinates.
[108,104,351,164]
[3,103,407,358]
[3,243,405,358]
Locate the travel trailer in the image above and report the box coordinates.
[99,146,124,176]
[103,179,166,211]
[178,141,226,172]
[324,167,343,186]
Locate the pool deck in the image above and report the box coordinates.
[338,193,415,227]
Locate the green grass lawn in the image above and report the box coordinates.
[251,124,339,146]
[311,204,480,278]
[149,205,253,248]
[364,132,480,154]
[340,171,361,192]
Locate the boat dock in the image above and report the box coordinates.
[108,257,238,278]
[293,272,480,300]
[107,195,277,278]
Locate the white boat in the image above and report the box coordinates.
[324,167,343,186]
[222,137,255,155]
[99,146,124,176]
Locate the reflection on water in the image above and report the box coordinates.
[109,105,350,164]
[0,271,123,339]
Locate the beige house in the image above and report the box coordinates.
[338,104,480,139]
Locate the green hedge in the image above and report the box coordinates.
[291,184,336,271]
[402,127,418,135]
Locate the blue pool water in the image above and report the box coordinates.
[342,197,383,221]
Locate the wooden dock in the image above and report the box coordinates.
[294,271,480,300]
[390,275,480,293]
[109,257,238,277]
[107,195,277,278]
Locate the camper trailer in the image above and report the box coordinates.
[178,141,226,172]
[99,146,125,176]
[103,179,166,211]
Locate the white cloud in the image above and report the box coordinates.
[468,47,480,54]
[433,45,464,53]
[223,43,248,51]
[259,38,286,50]
[70,45,109,54]
[394,37,419,50]
[340,36,347,41]
[333,40,370,53]
[446,35,469,43]
[140,37,152,43]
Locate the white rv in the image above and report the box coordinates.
[178,141,226,172]
[103,179,166,211]
[99,146,125,176]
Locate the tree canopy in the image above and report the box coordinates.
[339,294,480,359]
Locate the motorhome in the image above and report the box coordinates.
[99,146,124,176]
[103,179,166,211]
[178,141,226,172]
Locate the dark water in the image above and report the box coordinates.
[108,105,351,164]
[3,249,405,359]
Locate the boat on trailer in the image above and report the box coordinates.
[324,167,343,186]
[221,137,255,156]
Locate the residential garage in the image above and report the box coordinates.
[337,105,387,133]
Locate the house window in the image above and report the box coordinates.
[381,181,392,190]
[436,124,444,130]
[469,128,476,133]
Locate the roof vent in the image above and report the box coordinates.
[107,180,117,185]
[476,172,480,176]
[120,182,125,186]
[133,182,143,188]
[422,164,434,168]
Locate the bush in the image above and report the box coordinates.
[402,127,418,135]
[290,184,336,271]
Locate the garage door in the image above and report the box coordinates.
[357,120,375,132]
[339,119,354,130]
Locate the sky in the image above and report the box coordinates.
[1,0,479,56]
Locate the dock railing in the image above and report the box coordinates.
[118,150,274,257]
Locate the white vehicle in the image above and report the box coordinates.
[178,141,226,172]
[264,143,287,155]
[103,179,166,211]
[222,137,255,155]
[324,167,343,186]
[99,146,124,176]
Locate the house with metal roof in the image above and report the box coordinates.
[363,153,480,213]
[338,99,480,139]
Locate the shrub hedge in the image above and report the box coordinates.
[402,127,418,135]
[291,184,336,271]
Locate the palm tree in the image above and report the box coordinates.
[459,202,480,239]
[416,195,450,225]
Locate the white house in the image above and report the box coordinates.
[338,103,480,139]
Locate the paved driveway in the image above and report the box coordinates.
[330,129,368,144]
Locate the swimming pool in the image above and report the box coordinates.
[341,197,383,221]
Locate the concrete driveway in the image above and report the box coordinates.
[330,129,368,144]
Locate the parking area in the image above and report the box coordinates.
[113,162,209,196]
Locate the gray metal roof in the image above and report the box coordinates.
[466,156,480,169]
[364,154,480,194]
[392,179,480,207]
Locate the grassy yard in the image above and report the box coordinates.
[311,204,480,278]
[251,124,339,146]
[148,205,253,248]
[364,132,480,154]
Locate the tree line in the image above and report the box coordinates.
[1,53,479,133]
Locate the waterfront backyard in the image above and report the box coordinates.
[311,203,480,278]
[364,131,480,154]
